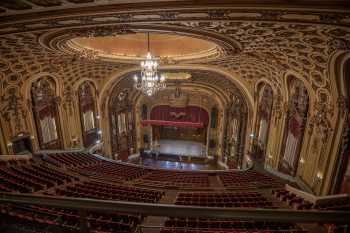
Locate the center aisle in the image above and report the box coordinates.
[141,190,179,233]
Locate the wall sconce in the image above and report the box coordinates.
[299,158,305,164]
[97,129,102,135]
[96,139,101,144]
[268,154,273,159]
[249,133,255,138]
[7,142,13,147]
[96,115,100,119]
[316,171,323,180]
[30,135,35,140]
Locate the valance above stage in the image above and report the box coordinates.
[144,105,209,128]
[141,119,204,128]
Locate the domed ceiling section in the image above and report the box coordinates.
[68,33,221,63]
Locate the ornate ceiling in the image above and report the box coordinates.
[69,33,219,63]
[0,1,350,109]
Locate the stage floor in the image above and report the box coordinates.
[158,139,205,157]
[135,158,220,170]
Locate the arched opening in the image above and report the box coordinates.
[30,76,62,150]
[279,76,309,176]
[223,94,248,169]
[108,77,136,161]
[78,81,98,147]
[253,83,273,162]
[337,58,350,194]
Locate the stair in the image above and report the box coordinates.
[209,175,224,189]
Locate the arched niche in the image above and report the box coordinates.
[78,81,98,147]
[254,83,273,161]
[30,76,63,150]
[279,75,310,176]
[108,77,136,161]
[223,93,248,169]
[335,57,350,194]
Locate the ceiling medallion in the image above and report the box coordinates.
[133,32,166,96]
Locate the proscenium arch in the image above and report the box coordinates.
[133,84,227,156]
[99,65,254,158]
[99,65,254,114]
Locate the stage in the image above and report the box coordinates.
[157,139,206,157]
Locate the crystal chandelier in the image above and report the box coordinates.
[134,32,166,96]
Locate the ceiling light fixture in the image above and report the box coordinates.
[133,32,166,96]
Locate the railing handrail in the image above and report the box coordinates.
[1,192,349,224]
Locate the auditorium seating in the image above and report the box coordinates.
[272,189,311,210]
[0,159,77,193]
[54,181,164,203]
[40,152,102,168]
[134,170,210,188]
[218,170,283,189]
[175,191,274,208]
[272,188,350,211]
[0,152,348,233]
[162,218,307,233]
[71,161,148,182]
[0,203,141,233]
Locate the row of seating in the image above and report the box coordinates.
[54,181,164,203]
[37,152,281,190]
[0,165,50,193]
[0,159,78,193]
[160,227,307,233]
[0,204,140,233]
[71,161,148,182]
[175,192,274,208]
[41,152,101,168]
[218,171,283,189]
[162,218,307,233]
[272,189,350,211]
[134,170,210,188]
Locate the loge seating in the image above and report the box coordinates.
[54,181,164,203]
[175,191,274,208]
[272,189,350,211]
[314,198,350,211]
[134,170,210,188]
[162,218,307,233]
[218,170,283,189]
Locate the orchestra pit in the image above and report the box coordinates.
[0,1,350,233]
